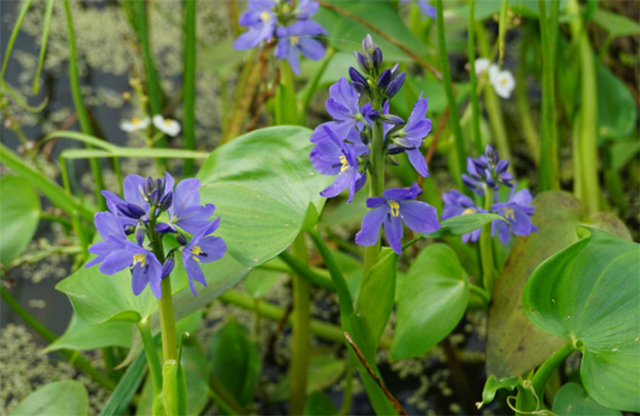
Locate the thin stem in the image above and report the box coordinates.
[436,0,467,181]
[63,0,105,211]
[289,234,310,415]
[479,186,496,295]
[467,0,483,156]
[279,251,334,291]
[182,0,197,177]
[0,286,115,390]
[363,116,385,275]
[339,353,356,415]
[469,283,491,305]
[136,320,163,395]
[515,28,540,165]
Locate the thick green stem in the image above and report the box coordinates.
[436,0,467,180]
[467,0,483,156]
[0,286,115,390]
[515,29,540,165]
[136,320,163,395]
[537,0,559,191]
[515,340,575,413]
[479,186,496,295]
[289,234,311,415]
[63,0,105,210]
[567,0,600,214]
[182,0,197,176]
[363,117,385,274]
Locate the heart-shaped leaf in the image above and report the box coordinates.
[552,382,621,416]
[524,227,640,412]
[391,244,469,360]
[0,176,40,267]
[44,313,132,352]
[9,380,88,416]
[197,126,331,267]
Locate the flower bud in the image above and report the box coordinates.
[161,257,175,279]
[354,51,370,74]
[160,192,173,212]
[176,234,188,245]
[377,68,392,89]
[372,47,383,71]
[381,114,405,125]
[385,72,405,98]
[135,226,145,246]
[362,34,375,54]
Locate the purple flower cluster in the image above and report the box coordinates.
[87,173,226,298]
[233,0,327,74]
[310,35,440,254]
[443,145,537,244]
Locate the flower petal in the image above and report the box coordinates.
[399,200,440,234]
[355,206,386,247]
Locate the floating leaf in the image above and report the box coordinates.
[9,380,88,416]
[391,244,469,360]
[596,63,638,141]
[0,176,40,267]
[524,228,640,412]
[197,126,331,267]
[552,382,621,416]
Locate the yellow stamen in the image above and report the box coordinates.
[339,155,349,173]
[388,201,400,217]
[290,36,299,46]
[164,119,172,127]
[500,77,508,85]
[132,117,141,125]
[192,256,200,263]
[191,246,203,256]
[504,208,515,220]
[133,253,147,268]
[260,11,271,22]
[462,207,477,215]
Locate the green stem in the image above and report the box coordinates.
[136,320,163,395]
[537,0,559,191]
[567,0,600,214]
[515,340,575,413]
[436,0,466,182]
[63,0,105,211]
[339,353,356,415]
[362,116,385,275]
[289,234,311,415]
[0,286,115,390]
[515,29,540,165]
[182,0,197,177]
[279,251,334,291]
[479,186,496,295]
[469,284,491,305]
[467,0,483,156]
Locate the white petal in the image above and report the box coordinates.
[474,58,491,75]
[152,115,181,136]
[492,70,516,99]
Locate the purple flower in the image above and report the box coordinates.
[491,185,537,245]
[181,221,227,296]
[391,93,432,177]
[324,77,366,139]
[155,178,215,235]
[400,0,437,19]
[462,145,513,195]
[86,212,164,299]
[275,20,327,74]
[355,183,440,254]
[310,125,368,203]
[296,0,320,19]
[442,189,486,243]
[233,0,277,50]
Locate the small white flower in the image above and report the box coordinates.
[474,58,492,76]
[491,69,516,99]
[152,115,181,137]
[120,116,150,132]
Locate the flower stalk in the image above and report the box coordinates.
[479,186,497,295]
[363,116,385,274]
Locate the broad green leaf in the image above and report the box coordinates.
[596,63,637,141]
[0,176,40,267]
[44,313,132,352]
[592,8,640,38]
[356,248,398,346]
[304,391,338,416]
[552,382,621,416]
[486,192,630,377]
[209,320,262,406]
[269,353,346,402]
[423,213,503,240]
[524,227,640,412]
[197,126,331,267]
[476,375,519,409]
[136,346,209,416]
[391,244,469,360]
[9,380,88,416]
[315,0,429,62]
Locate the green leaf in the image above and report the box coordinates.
[524,228,640,412]
[304,391,338,416]
[356,248,397,346]
[596,63,637,141]
[476,375,519,409]
[9,380,88,416]
[269,354,346,402]
[552,382,622,416]
[0,176,40,267]
[244,268,281,298]
[100,352,146,416]
[451,0,568,20]
[391,244,469,360]
[315,0,429,62]
[423,213,503,240]
[44,313,132,352]
[209,320,262,406]
[592,8,640,38]
[197,126,331,267]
